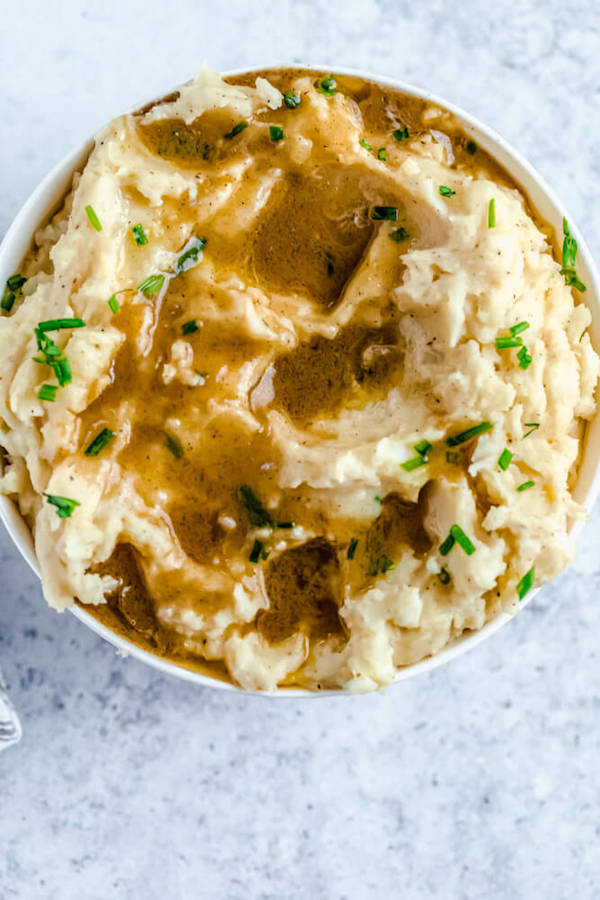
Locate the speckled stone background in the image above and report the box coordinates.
[2,2,600,897]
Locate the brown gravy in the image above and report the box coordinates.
[77,67,526,685]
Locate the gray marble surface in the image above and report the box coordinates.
[2,1,600,897]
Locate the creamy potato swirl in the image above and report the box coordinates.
[0,67,597,691]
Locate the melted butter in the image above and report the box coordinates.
[76,68,529,686]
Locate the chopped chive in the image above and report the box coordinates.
[560,219,586,292]
[498,448,513,471]
[239,485,275,528]
[374,495,383,504]
[389,227,409,242]
[37,318,85,333]
[517,480,535,492]
[132,224,148,246]
[138,274,165,298]
[108,294,120,314]
[510,321,530,337]
[465,139,477,154]
[393,126,409,142]
[38,384,58,402]
[496,336,523,349]
[2,273,27,311]
[175,237,207,275]
[516,566,535,600]
[372,206,398,221]
[488,198,495,228]
[275,521,295,529]
[437,566,451,584]
[1,290,15,312]
[249,539,264,563]
[369,554,395,576]
[401,456,428,472]
[376,147,387,161]
[85,205,102,231]
[439,533,455,556]
[164,434,184,458]
[52,356,72,387]
[347,537,358,560]
[182,319,199,335]
[45,494,80,518]
[414,439,432,457]
[450,524,475,555]
[224,121,248,140]
[269,125,284,142]
[85,427,115,457]
[359,138,373,152]
[6,274,26,291]
[318,76,336,97]
[517,345,532,369]
[446,450,460,464]
[283,91,301,108]
[439,185,456,198]
[523,422,539,438]
[446,422,492,447]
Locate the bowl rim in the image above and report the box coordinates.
[1,62,599,698]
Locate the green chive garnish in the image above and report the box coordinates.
[182,320,199,335]
[377,147,387,161]
[2,274,26,313]
[108,295,120,314]
[132,224,148,246]
[445,524,475,555]
[372,206,398,221]
[38,384,58,402]
[374,496,383,504]
[389,227,409,242]
[439,533,455,556]
[510,321,529,336]
[85,205,102,231]
[496,336,523,349]
[446,422,492,447]
[164,435,184,458]
[560,219,586,292]
[498,448,513,470]
[283,91,301,108]
[175,237,207,275]
[439,185,456,198]
[401,456,427,472]
[45,494,80,518]
[37,318,85,333]
[138,274,165,298]
[523,423,539,438]
[465,139,477,154]
[249,539,265,563]
[224,121,248,140]
[517,345,532,369]
[239,485,276,528]
[85,428,115,457]
[517,480,535,492]
[437,566,451,584]
[347,537,358,560]
[516,566,535,600]
[488,198,495,228]
[359,138,373,152]
[369,554,395,576]
[393,126,409,141]
[52,356,72,387]
[318,76,336,97]
[275,521,294,529]
[415,439,432,457]
[269,125,284,142]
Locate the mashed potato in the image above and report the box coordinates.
[0,67,597,691]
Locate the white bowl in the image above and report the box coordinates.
[2,65,600,696]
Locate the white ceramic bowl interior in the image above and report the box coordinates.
[1,65,599,696]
